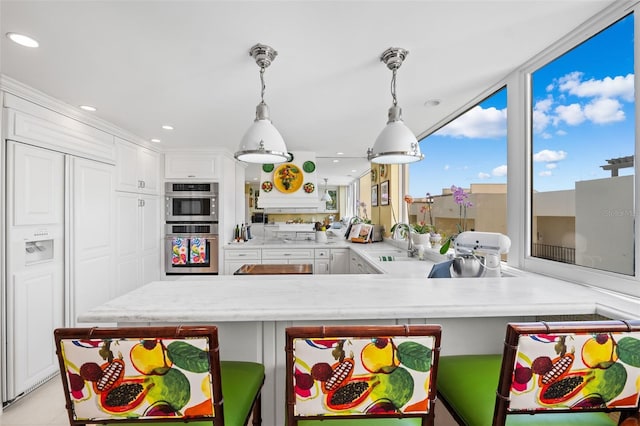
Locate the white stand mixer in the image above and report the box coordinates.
[451,231,511,278]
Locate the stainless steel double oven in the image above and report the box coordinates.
[165,182,219,275]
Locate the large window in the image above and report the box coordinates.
[409,88,507,243]
[531,14,635,275]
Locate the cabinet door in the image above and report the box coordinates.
[314,259,330,274]
[165,154,219,179]
[115,192,140,295]
[71,157,115,325]
[10,142,64,226]
[138,148,160,194]
[330,249,350,274]
[115,140,160,194]
[140,195,161,284]
[115,141,140,193]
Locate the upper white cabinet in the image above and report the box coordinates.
[115,137,160,194]
[164,153,219,179]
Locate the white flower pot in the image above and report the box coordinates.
[411,233,431,247]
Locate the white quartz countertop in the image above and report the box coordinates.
[78,273,640,324]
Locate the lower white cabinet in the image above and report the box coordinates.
[329,248,350,274]
[262,248,314,266]
[349,251,378,274]
[223,247,374,275]
[314,249,330,274]
[115,192,161,296]
[224,249,261,275]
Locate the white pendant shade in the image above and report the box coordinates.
[235,43,289,164]
[367,47,424,165]
[236,118,288,163]
[320,190,332,202]
[369,119,423,164]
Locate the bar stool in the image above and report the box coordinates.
[438,320,640,425]
[285,324,441,425]
[54,325,264,426]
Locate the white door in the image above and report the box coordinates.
[68,156,115,326]
[140,194,161,285]
[115,192,140,296]
[5,142,65,401]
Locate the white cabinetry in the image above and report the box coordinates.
[115,138,160,194]
[349,251,378,274]
[115,193,161,296]
[164,153,219,179]
[314,249,330,274]
[262,248,314,266]
[330,248,350,274]
[224,248,261,275]
[69,157,115,325]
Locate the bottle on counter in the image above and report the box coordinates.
[234,224,240,242]
[241,223,246,242]
[246,223,252,240]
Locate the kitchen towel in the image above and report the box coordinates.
[172,238,187,265]
[189,238,207,264]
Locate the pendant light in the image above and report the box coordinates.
[367,47,423,164]
[320,178,332,202]
[235,43,289,164]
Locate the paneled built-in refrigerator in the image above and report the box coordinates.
[3,141,114,404]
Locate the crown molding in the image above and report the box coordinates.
[0,74,158,151]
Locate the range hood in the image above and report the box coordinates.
[257,151,324,209]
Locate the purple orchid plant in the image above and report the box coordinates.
[440,185,473,254]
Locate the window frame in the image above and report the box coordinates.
[412,2,640,298]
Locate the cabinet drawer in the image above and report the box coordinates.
[315,249,330,259]
[225,249,261,260]
[262,249,314,260]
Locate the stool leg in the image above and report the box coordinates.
[251,394,262,425]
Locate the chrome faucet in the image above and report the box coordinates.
[392,223,417,257]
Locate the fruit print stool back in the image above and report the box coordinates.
[285,324,441,426]
[437,320,640,426]
[54,325,264,426]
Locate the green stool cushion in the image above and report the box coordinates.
[299,418,423,425]
[220,360,265,426]
[108,360,264,426]
[438,355,616,426]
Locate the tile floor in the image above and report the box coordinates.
[0,376,459,425]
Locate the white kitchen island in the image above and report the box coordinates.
[78,262,640,425]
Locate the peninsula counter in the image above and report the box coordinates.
[78,273,640,425]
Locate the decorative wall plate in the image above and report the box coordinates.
[303,161,316,173]
[371,168,378,183]
[261,181,273,192]
[303,182,315,193]
[379,164,388,179]
[262,163,274,173]
[274,163,303,193]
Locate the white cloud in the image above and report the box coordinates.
[443,164,450,171]
[541,132,552,139]
[554,103,585,126]
[546,163,558,169]
[533,149,567,162]
[555,130,567,136]
[559,72,634,102]
[584,97,625,123]
[539,170,553,176]
[435,105,506,138]
[492,165,508,176]
[478,172,491,179]
[545,83,554,92]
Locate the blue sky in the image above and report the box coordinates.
[409,13,634,196]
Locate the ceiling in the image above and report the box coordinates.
[1,0,617,186]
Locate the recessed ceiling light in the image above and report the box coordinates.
[79,105,97,112]
[162,125,174,130]
[253,177,258,181]
[6,32,39,48]
[351,169,357,173]
[424,99,441,107]
[336,152,344,155]
[333,159,339,163]
[150,138,161,143]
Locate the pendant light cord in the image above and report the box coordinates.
[260,67,266,103]
[390,68,398,106]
